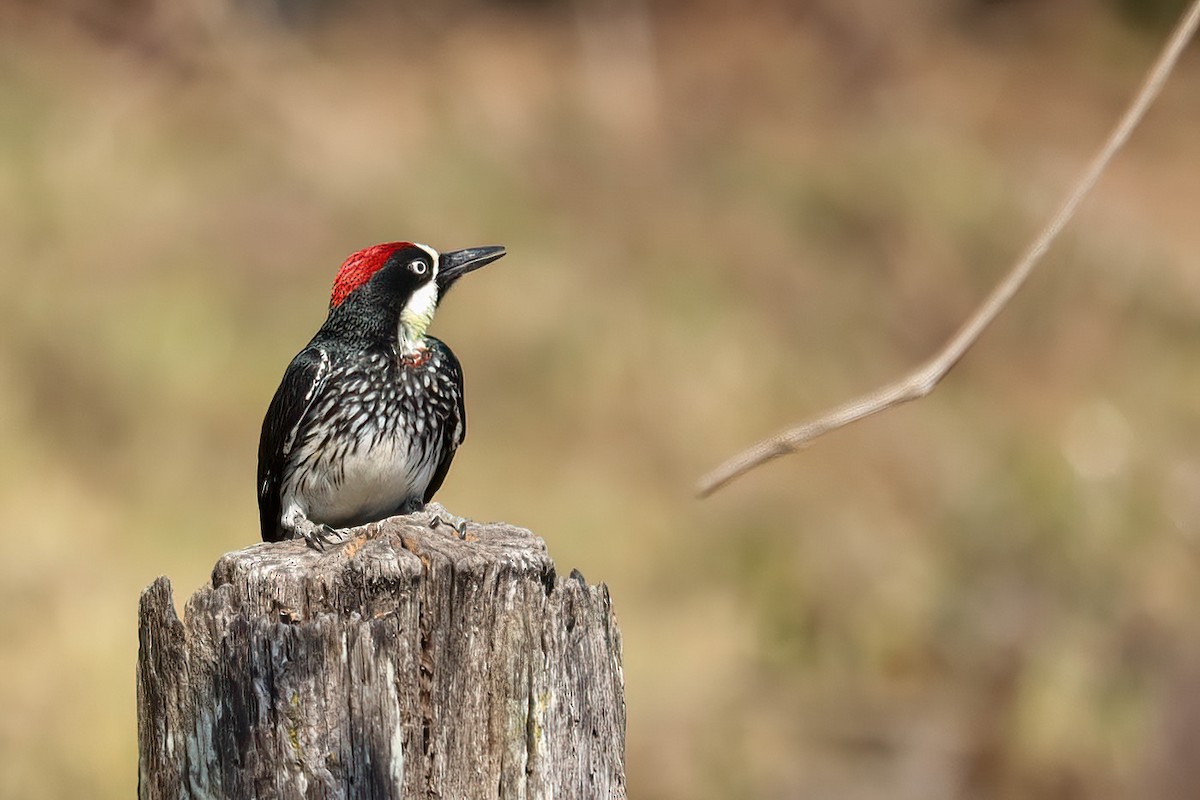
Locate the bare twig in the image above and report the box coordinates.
[697,1,1200,498]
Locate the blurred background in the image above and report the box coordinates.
[1,0,1199,797]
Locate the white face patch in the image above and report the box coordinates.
[398,243,441,351]
[412,242,438,272]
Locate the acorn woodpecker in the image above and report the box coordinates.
[257,241,506,549]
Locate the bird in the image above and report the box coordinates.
[257,241,506,549]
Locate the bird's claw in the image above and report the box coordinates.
[298,521,344,552]
[429,514,469,540]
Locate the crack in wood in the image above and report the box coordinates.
[138,512,625,799]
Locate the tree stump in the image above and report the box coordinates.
[136,507,626,799]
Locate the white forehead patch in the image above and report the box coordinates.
[412,242,439,280]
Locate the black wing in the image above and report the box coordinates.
[257,346,329,541]
[422,340,467,504]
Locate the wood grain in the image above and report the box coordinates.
[137,507,626,799]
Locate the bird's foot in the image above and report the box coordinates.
[291,518,345,552]
[423,503,471,540]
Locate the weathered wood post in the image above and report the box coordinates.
[137,508,626,799]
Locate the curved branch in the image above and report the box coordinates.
[698,1,1200,498]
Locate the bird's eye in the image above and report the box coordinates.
[409,259,429,276]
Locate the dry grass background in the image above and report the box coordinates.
[1,1,1199,797]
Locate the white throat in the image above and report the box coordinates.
[398,244,440,353]
[398,280,439,352]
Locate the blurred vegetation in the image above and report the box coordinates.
[1,1,1199,798]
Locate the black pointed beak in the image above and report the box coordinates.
[437,245,506,290]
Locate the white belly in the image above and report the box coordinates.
[293,434,438,528]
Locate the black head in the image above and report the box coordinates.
[326,241,505,340]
